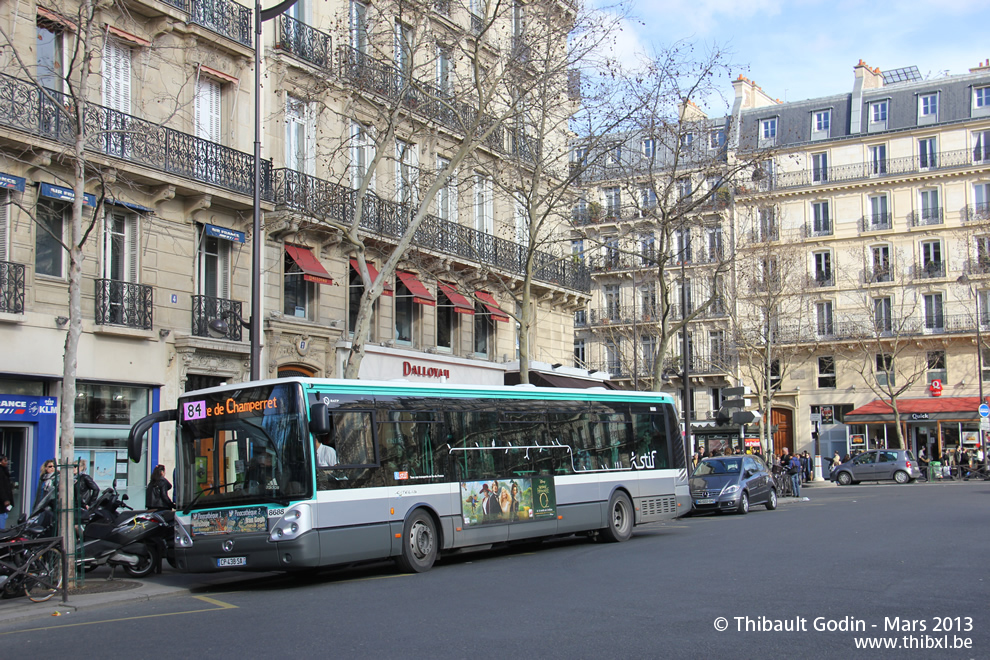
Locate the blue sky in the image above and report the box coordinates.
[599,0,990,115]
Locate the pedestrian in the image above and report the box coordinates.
[959,447,971,479]
[35,459,56,509]
[146,464,174,510]
[74,458,100,510]
[801,451,812,482]
[788,453,803,498]
[918,446,929,481]
[0,454,13,529]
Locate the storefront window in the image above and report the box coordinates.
[74,383,151,502]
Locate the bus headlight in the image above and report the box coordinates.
[269,504,311,542]
[174,521,194,547]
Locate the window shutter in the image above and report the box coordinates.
[196,78,221,142]
[219,241,230,299]
[126,215,138,283]
[102,38,131,114]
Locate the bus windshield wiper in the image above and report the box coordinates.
[181,484,227,514]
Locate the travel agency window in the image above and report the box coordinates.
[74,382,151,502]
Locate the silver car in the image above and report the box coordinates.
[832,449,922,485]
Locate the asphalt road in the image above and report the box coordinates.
[1,481,988,659]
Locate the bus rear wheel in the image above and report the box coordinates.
[599,491,633,543]
[396,510,438,573]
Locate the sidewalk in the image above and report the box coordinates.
[0,565,254,625]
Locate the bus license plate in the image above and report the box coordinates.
[695,498,715,505]
[217,556,246,568]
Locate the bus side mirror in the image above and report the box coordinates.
[309,403,331,435]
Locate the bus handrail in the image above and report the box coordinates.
[128,408,178,462]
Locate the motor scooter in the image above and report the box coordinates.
[77,485,173,578]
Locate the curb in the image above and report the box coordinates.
[0,583,193,626]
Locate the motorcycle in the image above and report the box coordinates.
[77,485,174,578]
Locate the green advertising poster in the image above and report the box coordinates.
[531,476,556,520]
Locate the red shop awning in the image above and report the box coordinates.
[350,258,393,296]
[285,244,333,285]
[396,270,435,306]
[475,291,510,322]
[437,282,474,315]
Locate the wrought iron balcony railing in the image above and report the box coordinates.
[909,208,944,227]
[810,272,835,287]
[913,261,946,280]
[273,168,591,292]
[277,15,331,70]
[962,203,990,224]
[160,0,252,47]
[861,213,892,232]
[0,73,272,200]
[747,148,987,193]
[864,267,893,284]
[0,260,25,314]
[777,312,986,344]
[804,223,833,238]
[191,295,243,341]
[337,46,505,155]
[95,279,153,330]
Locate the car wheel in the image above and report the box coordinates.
[765,488,777,511]
[893,470,910,484]
[736,492,749,515]
[836,471,852,486]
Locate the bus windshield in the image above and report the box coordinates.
[177,382,311,510]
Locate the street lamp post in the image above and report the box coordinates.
[251,0,299,380]
[680,238,692,461]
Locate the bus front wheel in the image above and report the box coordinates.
[396,509,438,573]
[599,491,634,543]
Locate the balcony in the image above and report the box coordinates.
[864,267,892,284]
[746,148,987,192]
[191,295,243,341]
[804,223,833,239]
[160,0,252,47]
[0,73,272,200]
[810,272,835,287]
[589,305,658,325]
[913,260,946,280]
[277,15,331,70]
[337,46,505,154]
[909,208,943,227]
[861,213,892,232]
[0,261,25,314]
[962,203,990,224]
[95,279,153,330]
[273,169,591,292]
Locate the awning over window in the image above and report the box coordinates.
[476,291,510,322]
[437,282,474,315]
[286,244,333,285]
[0,172,26,193]
[396,270,435,306]
[40,182,96,207]
[350,258,393,296]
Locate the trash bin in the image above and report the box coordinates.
[929,461,941,481]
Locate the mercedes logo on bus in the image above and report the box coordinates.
[222,540,235,553]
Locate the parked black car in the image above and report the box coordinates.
[690,455,777,514]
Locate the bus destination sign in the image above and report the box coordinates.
[183,396,280,421]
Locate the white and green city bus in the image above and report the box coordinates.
[128,378,690,573]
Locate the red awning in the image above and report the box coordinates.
[396,270,435,306]
[437,282,474,315]
[475,291,510,322]
[350,258,393,296]
[285,244,333,285]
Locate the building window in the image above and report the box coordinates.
[818,356,836,388]
[812,152,828,183]
[350,0,368,52]
[348,264,369,335]
[604,187,620,218]
[813,251,833,286]
[473,175,493,234]
[350,122,373,190]
[920,240,943,278]
[604,236,619,269]
[974,131,990,163]
[474,302,493,355]
[436,287,458,351]
[871,100,888,124]
[285,95,312,174]
[920,188,941,223]
[816,301,834,336]
[640,186,656,214]
[605,340,620,375]
[196,77,222,146]
[641,335,656,373]
[572,146,588,166]
[761,118,777,140]
[811,201,831,236]
[681,133,694,149]
[869,194,890,229]
[35,198,67,278]
[976,235,990,272]
[102,209,138,284]
[102,38,132,156]
[36,20,65,92]
[641,283,656,318]
[607,144,621,165]
[574,338,585,367]
[574,308,586,326]
[284,250,314,319]
[871,245,891,282]
[394,281,416,344]
[435,47,450,94]
[874,297,892,333]
[603,284,620,321]
[675,227,692,262]
[757,207,778,242]
[435,157,455,221]
[923,293,944,330]
[197,230,230,299]
[709,330,725,365]
[919,137,937,169]
[926,350,946,384]
[709,129,725,149]
[642,138,654,159]
[394,21,413,81]
[812,110,830,138]
[875,353,894,387]
[396,140,417,206]
[677,177,692,200]
[975,183,990,219]
[706,227,723,262]
[976,87,990,108]
[869,144,887,175]
[572,239,585,264]
[640,233,655,265]
[920,93,938,119]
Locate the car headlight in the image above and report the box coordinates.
[721,484,739,496]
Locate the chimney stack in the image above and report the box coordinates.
[970,59,990,73]
[854,60,884,90]
[731,75,778,110]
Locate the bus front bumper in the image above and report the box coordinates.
[174,529,321,573]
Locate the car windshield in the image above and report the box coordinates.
[694,459,742,476]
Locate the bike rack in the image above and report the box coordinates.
[0,535,67,603]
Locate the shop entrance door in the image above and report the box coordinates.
[0,425,32,524]
[913,425,936,461]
